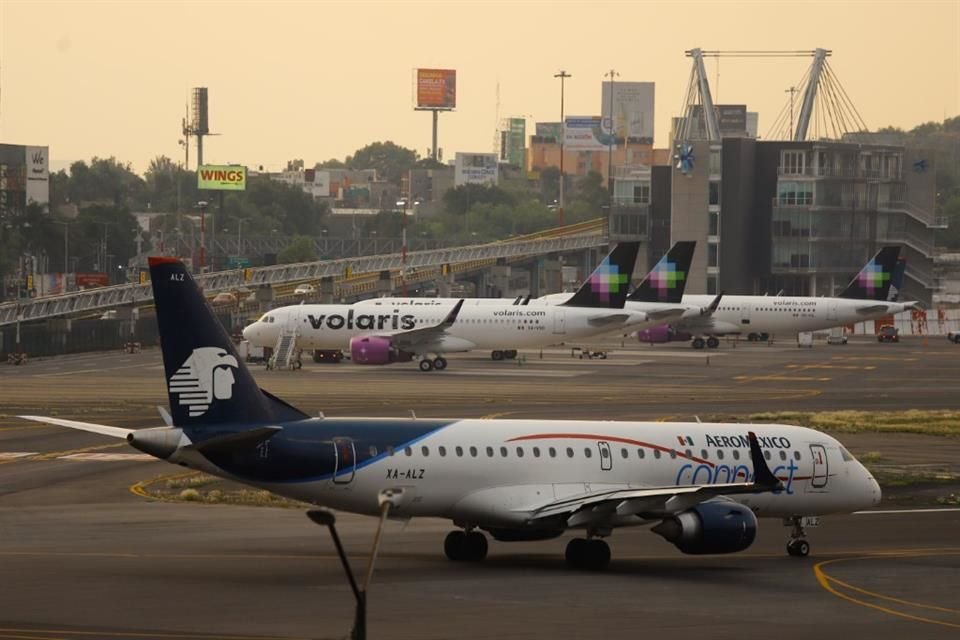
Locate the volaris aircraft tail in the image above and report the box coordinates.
[149,257,308,428]
[627,241,696,304]
[562,242,640,309]
[838,246,901,301]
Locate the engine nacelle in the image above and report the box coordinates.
[349,336,413,365]
[651,502,758,554]
[636,325,691,344]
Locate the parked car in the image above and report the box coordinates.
[948,330,960,344]
[294,283,316,296]
[877,325,900,343]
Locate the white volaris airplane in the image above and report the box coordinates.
[243,242,682,371]
[22,257,881,569]
[352,241,700,361]
[631,246,918,348]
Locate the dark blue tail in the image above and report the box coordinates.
[149,257,308,428]
[839,246,901,300]
[887,257,906,302]
[561,242,640,309]
[627,241,696,304]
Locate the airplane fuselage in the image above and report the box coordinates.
[176,419,880,527]
[674,294,912,336]
[243,300,653,353]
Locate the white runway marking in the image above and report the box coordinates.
[854,507,960,515]
[0,452,37,459]
[57,453,155,462]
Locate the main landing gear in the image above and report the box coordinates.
[564,537,611,571]
[444,530,488,562]
[785,516,811,557]
[691,336,720,350]
[418,356,448,372]
[491,350,518,361]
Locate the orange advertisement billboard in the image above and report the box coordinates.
[416,68,456,109]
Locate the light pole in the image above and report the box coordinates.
[397,199,408,296]
[236,219,244,260]
[197,201,208,272]
[554,70,571,227]
[604,69,619,204]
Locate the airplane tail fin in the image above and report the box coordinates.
[149,257,309,428]
[887,257,907,302]
[627,241,696,304]
[561,241,640,309]
[839,246,901,300]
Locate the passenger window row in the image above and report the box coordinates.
[367,445,804,462]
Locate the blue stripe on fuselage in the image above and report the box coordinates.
[190,417,455,483]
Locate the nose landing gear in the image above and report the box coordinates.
[785,516,812,557]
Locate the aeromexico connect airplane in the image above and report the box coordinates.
[243,242,683,371]
[634,246,918,349]
[22,257,881,570]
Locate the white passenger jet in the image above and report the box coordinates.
[243,242,677,371]
[633,246,918,348]
[21,257,881,570]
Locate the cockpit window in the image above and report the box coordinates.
[840,447,854,462]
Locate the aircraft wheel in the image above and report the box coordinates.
[419,359,434,372]
[505,350,518,359]
[444,531,466,561]
[491,350,504,361]
[584,539,611,570]
[464,532,488,562]
[706,337,720,349]
[565,538,587,569]
[787,539,810,557]
[692,338,706,350]
[433,356,448,371]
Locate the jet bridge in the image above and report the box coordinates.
[0,232,606,326]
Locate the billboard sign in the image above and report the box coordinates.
[416,69,457,109]
[600,81,654,143]
[717,104,747,134]
[454,152,498,186]
[503,117,526,167]
[25,145,49,205]
[564,116,615,151]
[197,165,247,191]
[535,122,562,140]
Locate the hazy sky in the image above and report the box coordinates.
[1,0,958,174]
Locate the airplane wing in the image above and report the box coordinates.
[645,306,688,322]
[587,313,632,327]
[855,303,892,315]
[521,432,781,528]
[375,299,465,350]
[19,415,133,439]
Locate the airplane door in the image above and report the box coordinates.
[809,444,828,488]
[827,302,838,321]
[553,309,567,335]
[598,441,612,471]
[332,437,356,484]
[740,303,752,326]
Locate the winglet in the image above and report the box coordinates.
[441,299,464,327]
[702,292,723,316]
[747,431,782,491]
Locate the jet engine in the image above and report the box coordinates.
[651,502,758,554]
[635,325,691,344]
[349,336,413,365]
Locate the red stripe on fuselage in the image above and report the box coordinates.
[506,433,814,482]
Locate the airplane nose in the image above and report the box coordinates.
[870,476,882,507]
[242,324,255,342]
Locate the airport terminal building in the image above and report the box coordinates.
[670,137,939,305]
